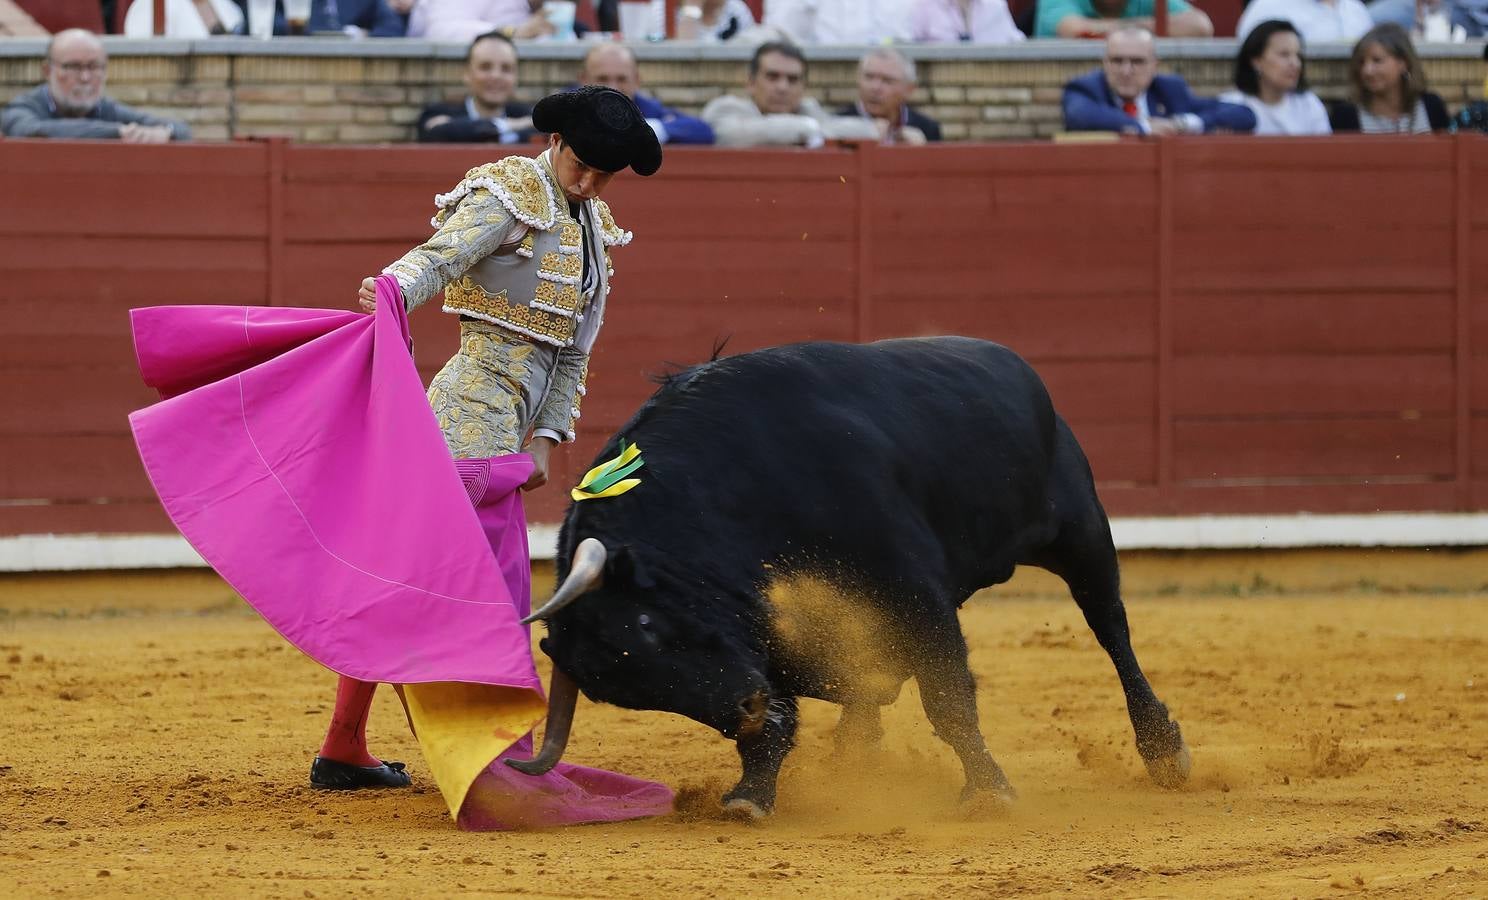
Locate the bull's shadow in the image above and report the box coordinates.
[509,336,1190,818]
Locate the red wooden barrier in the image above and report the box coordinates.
[1,136,1484,535]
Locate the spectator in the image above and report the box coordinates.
[1237,0,1372,43]
[911,0,1025,43]
[1036,0,1213,38]
[1062,27,1255,135]
[839,47,942,144]
[408,0,556,43]
[1330,23,1449,133]
[1219,19,1331,135]
[1370,0,1488,38]
[578,43,714,145]
[125,0,243,35]
[701,41,879,147]
[675,0,757,40]
[216,0,405,35]
[319,0,409,35]
[1449,41,1488,132]
[763,0,912,44]
[417,29,538,143]
[1,29,191,141]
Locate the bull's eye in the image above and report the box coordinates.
[636,613,660,647]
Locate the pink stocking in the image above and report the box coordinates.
[318,676,381,767]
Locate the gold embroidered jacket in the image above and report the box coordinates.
[381,152,632,442]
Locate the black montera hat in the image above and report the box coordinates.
[533,85,663,177]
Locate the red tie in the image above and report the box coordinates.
[1122,100,1138,117]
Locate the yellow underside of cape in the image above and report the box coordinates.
[399,682,548,820]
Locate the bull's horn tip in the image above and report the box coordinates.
[503,757,549,775]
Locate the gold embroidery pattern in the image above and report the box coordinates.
[444,277,574,346]
[397,188,515,311]
[516,232,535,259]
[538,251,582,283]
[558,223,583,252]
[534,279,582,314]
[426,326,535,459]
[593,199,631,247]
[437,157,556,231]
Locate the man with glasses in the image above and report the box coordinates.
[1062,27,1254,136]
[1,29,191,142]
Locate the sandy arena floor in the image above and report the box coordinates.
[1,549,1485,898]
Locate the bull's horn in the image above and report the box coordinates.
[503,666,578,776]
[521,537,606,625]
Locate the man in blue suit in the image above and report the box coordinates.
[579,43,714,146]
[1062,28,1255,136]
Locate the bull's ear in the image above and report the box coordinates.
[605,544,655,590]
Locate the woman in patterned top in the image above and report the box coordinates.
[1330,23,1450,134]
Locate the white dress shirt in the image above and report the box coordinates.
[1218,90,1333,136]
[1236,0,1373,43]
[765,0,915,43]
[124,0,244,37]
[407,0,535,41]
[911,0,1025,43]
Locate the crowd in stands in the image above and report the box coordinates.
[3,1,1486,143]
[1062,19,1452,136]
[6,0,1486,43]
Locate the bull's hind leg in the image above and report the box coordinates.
[832,699,884,755]
[914,621,1017,806]
[1037,496,1190,787]
[722,696,798,819]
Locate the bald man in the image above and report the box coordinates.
[577,43,714,145]
[1,29,190,141]
[1062,28,1253,135]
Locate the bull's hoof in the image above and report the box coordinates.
[958,782,1017,817]
[1144,742,1192,789]
[720,796,769,821]
[960,780,1017,804]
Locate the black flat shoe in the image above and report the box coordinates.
[309,757,412,790]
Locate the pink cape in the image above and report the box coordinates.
[128,275,673,828]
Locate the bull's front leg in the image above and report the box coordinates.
[832,698,884,755]
[914,627,1017,807]
[721,696,798,819]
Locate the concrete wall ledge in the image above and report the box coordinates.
[0,36,1483,62]
[7,514,1488,571]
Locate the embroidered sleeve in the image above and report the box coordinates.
[437,157,556,231]
[381,187,516,312]
[533,348,588,442]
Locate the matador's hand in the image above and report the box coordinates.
[522,436,558,492]
[357,277,377,313]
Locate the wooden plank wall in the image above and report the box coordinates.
[0,140,271,534]
[0,136,1480,533]
[1165,139,1461,514]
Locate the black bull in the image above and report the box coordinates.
[508,337,1190,817]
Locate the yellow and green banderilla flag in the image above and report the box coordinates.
[571,440,644,502]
